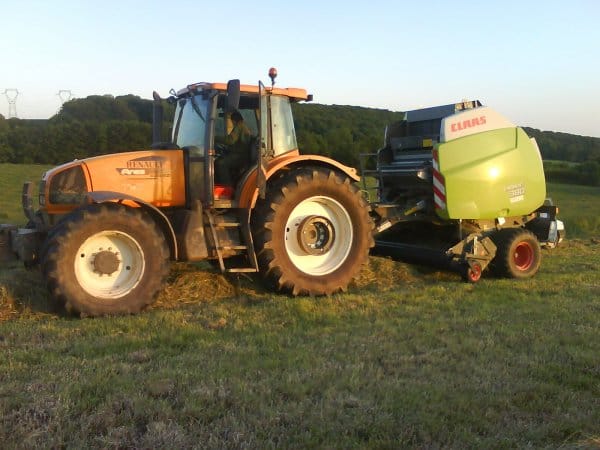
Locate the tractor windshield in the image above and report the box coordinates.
[172,95,210,152]
[270,96,298,155]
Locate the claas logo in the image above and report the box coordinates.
[450,116,487,133]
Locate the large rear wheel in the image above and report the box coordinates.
[491,228,541,279]
[42,203,170,316]
[252,167,374,295]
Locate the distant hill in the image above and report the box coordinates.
[0,96,598,184]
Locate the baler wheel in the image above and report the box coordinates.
[41,203,169,316]
[462,262,482,283]
[491,228,541,279]
[251,167,373,296]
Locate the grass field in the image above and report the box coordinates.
[0,164,599,448]
[0,163,53,224]
[546,183,600,238]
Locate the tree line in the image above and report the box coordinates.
[0,95,154,164]
[0,95,598,184]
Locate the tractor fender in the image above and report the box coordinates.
[237,153,360,209]
[86,191,178,260]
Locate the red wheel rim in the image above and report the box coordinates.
[468,263,482,282]
[514,241,534,271]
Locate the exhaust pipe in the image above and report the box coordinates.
[152,91,163,146]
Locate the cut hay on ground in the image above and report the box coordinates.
[1,255,465,321]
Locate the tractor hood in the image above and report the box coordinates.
[43,150,187,210]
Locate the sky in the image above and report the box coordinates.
[1,0,598,137]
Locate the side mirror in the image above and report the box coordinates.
[226,79,240,112]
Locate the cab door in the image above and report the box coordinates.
[258,81,270,199]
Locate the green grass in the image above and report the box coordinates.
[0,165,599,448]
[546,183,600,238]
[0,163,53,224]
[1,245,599,448]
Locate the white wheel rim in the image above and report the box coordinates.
[284,196,353,275]
[73,230,145,299]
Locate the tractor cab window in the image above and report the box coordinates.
[270,96,298,155]
[172,94,210,156]
[214,95,259,140]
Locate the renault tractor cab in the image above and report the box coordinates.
[152,70,311,207]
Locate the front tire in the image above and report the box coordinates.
[252,167,374,296]
[42,203,170,316]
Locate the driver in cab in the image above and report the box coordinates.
[215,111,253,185]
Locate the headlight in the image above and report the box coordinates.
[48,166,88,204]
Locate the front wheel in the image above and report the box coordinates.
[42,203,170,316]
[252,167,374,296]
[491,228,541,279]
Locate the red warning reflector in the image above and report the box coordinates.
[214,185,234,199]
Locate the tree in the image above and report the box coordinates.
[56,95,138,122]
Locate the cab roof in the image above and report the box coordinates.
[176,82,310,101]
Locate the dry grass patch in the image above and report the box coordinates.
[353,255,421,291]
[153,263,238,309]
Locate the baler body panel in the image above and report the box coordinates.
[435,127,546,220]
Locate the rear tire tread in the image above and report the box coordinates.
[251,167,374,296]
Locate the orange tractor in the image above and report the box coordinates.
[0,69,374,315]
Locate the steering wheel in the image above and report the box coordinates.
[214,143,228,158]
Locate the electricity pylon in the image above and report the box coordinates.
[3,89,19,118]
